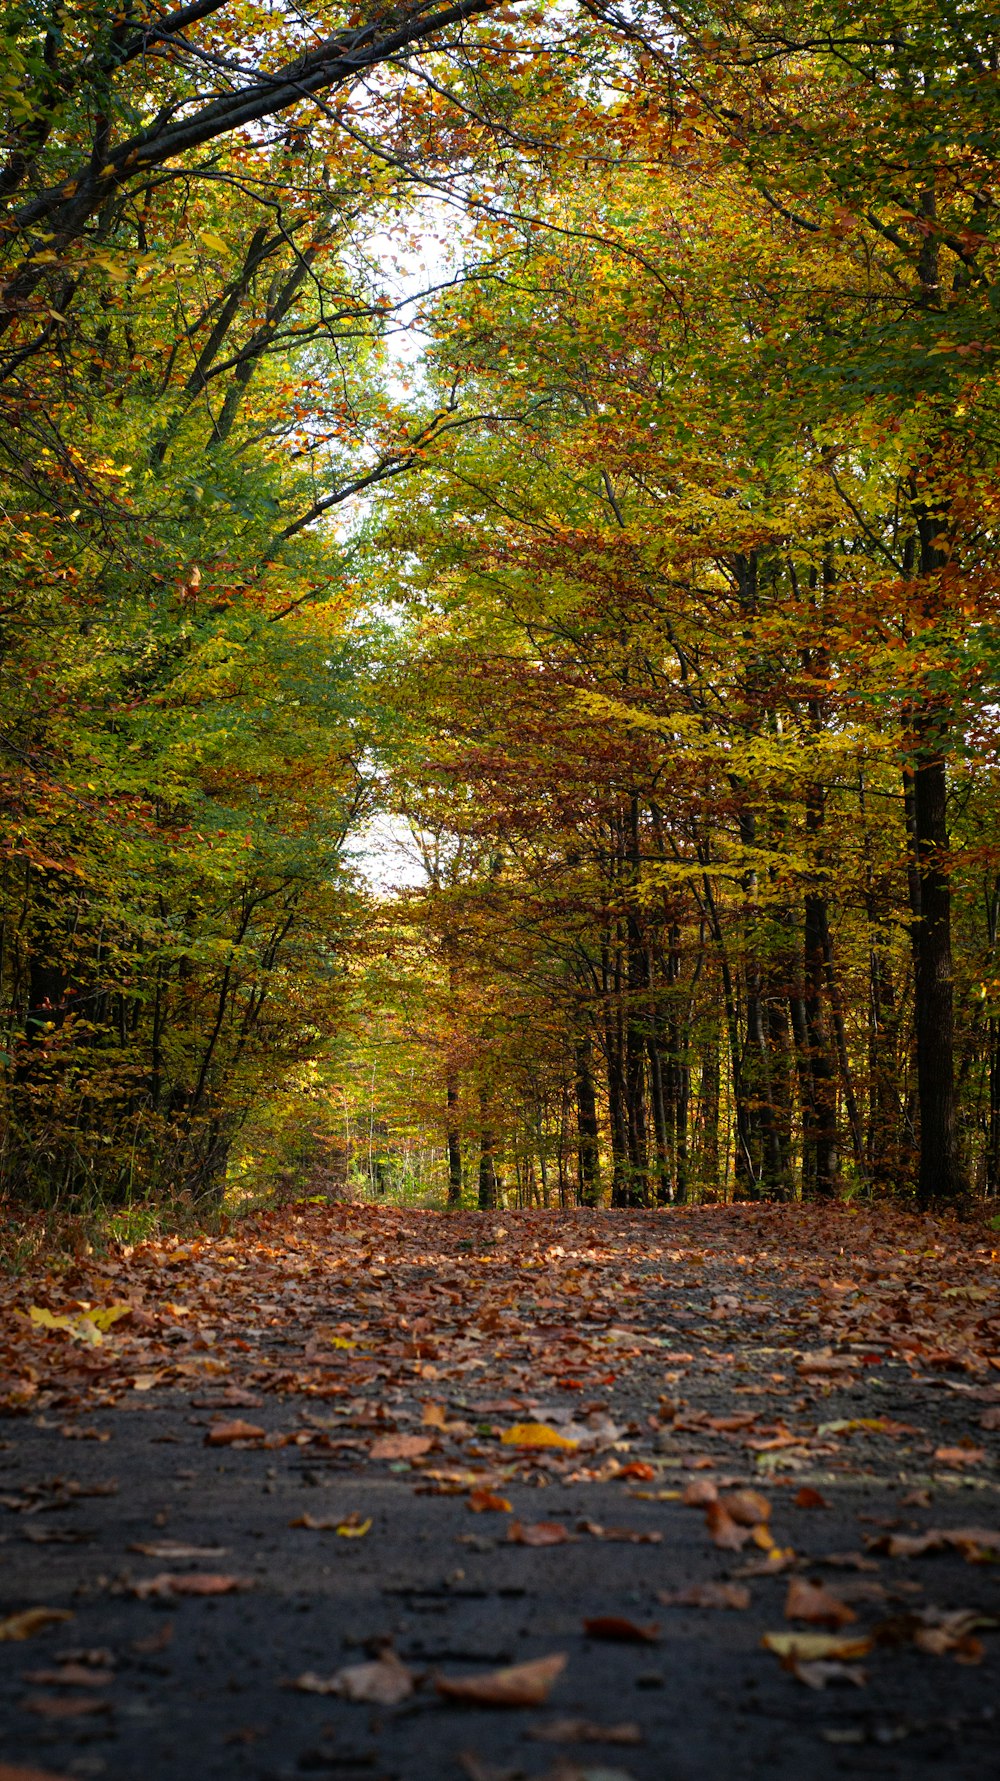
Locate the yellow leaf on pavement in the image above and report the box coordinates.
[501,1422,578,1450]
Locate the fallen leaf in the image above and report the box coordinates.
[21,1665,114,1687]
[436,1652,567,1705]
[508,1520,572,1546]
[0,1608,74,1642]
[718,1489,770,1527]
[27,1304,131,1345]
[784,1578,857,1629]
[468,1489,513,1513]
[128,1541,227,1559]
[704,1502,751,1550]
[657,1582,750,1610]
[763,1632,873,1662]
[980,1407,1000,1432]
[131,1572,249,1599]
[293,1651,414,1704]
[370,1434,433,1461]
[933,1445,986,1467]
[582,1616,660,1644]
[528,1718,643,1745]
[21,1694,111,1719]
[422,1402,448,1426]
[794,1487,829,1509]
[204,1419,265,1446]
[867,1526,1000,1560]
[681,1479,718,1507]
[788,1660,868,1689]
[0,1765,76,1781]
[500,1423,579,1451]
[578,1522,662,1545]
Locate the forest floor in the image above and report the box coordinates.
[1,1202,1000,1781]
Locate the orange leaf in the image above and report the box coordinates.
[436,1652,567,1706]
[507,1520,571,1546]
[784,1578,857,1628]
[204,1419,265,1446]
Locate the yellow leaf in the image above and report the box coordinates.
[0,1607,74,1641]
[199,230,228,254]
[501,1422,579,1451]
[28,1302,131,1344]
[337,1517,372,1538]
[328,1335,356,1349]
[87,1303,132,1332]
[762,1632,873,1662]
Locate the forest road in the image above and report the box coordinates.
[1,1203,999,1781]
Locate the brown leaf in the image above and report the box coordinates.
[578,1522,662,1544]
[704,1502,751,1550]
[718,1489,770,1527]
[868,1525,1000,1560]
[784,1578,857,1629]
[21,1694,111,1719]
[933,1445,986,1467]
[370,1433,433,1461]
[794,1487,829,1509]
[657,1582,750,1610]
[0,1765,76,1781]
[436,1652,567,1706]
[508,1520,572,1547]
[204,1419,265,1446]
[130,1572,249,1599]
[21,1665,114,1688]
[128,1540,227,1559]
[528,1718,643,1744]
[468,1489,513,1513]
[292,1651,414,1704]
[681,1479,718,1506]
[980,1407,1000,1432]
[788,1660,868,1689]
[582,1616,660,1644]
[0,1609,74,1642]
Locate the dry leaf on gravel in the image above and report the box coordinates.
[784,1578,857,1628]
[370,1434,433,1461]
[0,1609,73,1642]
[293,1651,415,1704]
[763,1632,873,1662]
[582,1616,660,1644]
[21,1693,110,1719]
[500,1423,579,1451]
[436,1652,567,1706]
[128,1541,227,1559]
[794,1487,829,1509]
[933,1446,986,1467]
[704,1502,752,1550]
[681,1479,718,1507]
[131,1572,249,1599]
[528,1719,643,1745]
[0,1765,75,1781]
[469,1489,513,1513]
[980,1408,1000,1431]
[657,1582,750,1610]
[788,1660,868,1690]
[508,1520,572,1547]
[718,1490,770,1527]
[578,1522,662,1545]
[204,1420,265,1446]
[22,1665,114,1687]
[867,1526,1000,1560]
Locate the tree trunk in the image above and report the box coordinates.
[446,1071,462,1208]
